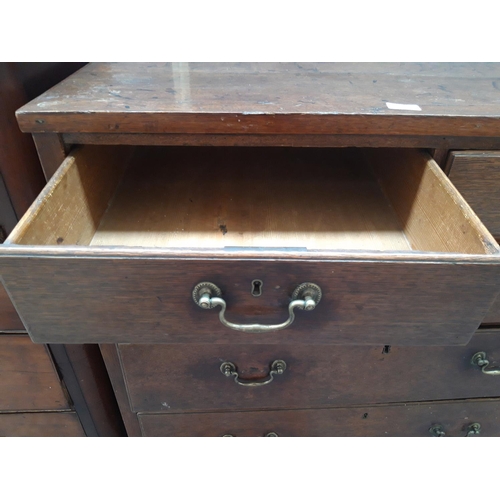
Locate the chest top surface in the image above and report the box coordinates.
[15,62,500,138]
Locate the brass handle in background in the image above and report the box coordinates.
[220,359,287,387]
[471,352,500,375]
[429,423,482,437]
[192,282,322,333]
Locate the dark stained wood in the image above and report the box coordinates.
[0,335,69,411]
[100,344,143,437]
[0,255,498,346]
[430,148,449,167]
[32,133,68,180]
[0,411,85,437]
[0,64,45,218]
[483,295,500,325]
[119,330,500,413]
[447,151,500,238]
[62,133,500,150]
[62,345,126,436]
[138,398,500,436]
[2,145,499,346]
[0,282,24,331]
[16,63,500,139]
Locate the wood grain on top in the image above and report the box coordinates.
[15,63,500,137]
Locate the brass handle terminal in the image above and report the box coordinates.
[193,282,322,333]
[471,352,500,375]
[220,359,287,387]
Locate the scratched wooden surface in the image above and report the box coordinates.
[15,63,500,138]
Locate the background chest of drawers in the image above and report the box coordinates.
[4,62,500,437]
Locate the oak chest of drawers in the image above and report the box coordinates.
[4,62,500,436]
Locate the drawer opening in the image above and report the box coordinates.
[6,146,499,256]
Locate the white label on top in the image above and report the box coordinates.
[386,102,422,111]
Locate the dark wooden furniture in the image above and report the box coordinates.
[4,63,500,436]
[0,63,124,436]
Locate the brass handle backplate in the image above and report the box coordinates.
[193,282,322,333]
[220,359,286,387]
[471,352,500,375]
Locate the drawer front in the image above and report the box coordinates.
[0,335,69,411]
[121,331,500,413]
[0,282,24,331]
[2,257,499,346]
[447,151,500,237]
[138,399,500,436]
[0,412,84,437]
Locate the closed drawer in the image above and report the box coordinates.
[447,151,500,324]
[138,399,500,436]
[1,146,499,346]
[120,330,500,413]
[0,335,70,411]
[0,411,84,437]
[447,151,500,238]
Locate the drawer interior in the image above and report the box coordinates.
[7,146,499,256]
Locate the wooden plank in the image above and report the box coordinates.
[0,411,84,437]
[138,398,500,437]
[61,133,500,150]
[367,149,499,254]
[0,255,498,346]
[6,145,131,246]
[0,335,69,411]
[120,330,500,412]
[16,63,500,138]
[448,151,500,238]
[100,344,142,437]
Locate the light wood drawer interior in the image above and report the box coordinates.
[1,146,499,346]
[6,146,499,256]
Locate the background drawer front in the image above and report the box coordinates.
[0,335,69,411]
[0,412,84,437]
[0,283,24,331]
[447,151,500,238]
[138,399,500,436]
[120,331,500,413]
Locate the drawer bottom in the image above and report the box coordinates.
[138,400,500,437]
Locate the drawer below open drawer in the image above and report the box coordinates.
[1,146,499,345]
[118,330,500,413]
[138,399,500,437]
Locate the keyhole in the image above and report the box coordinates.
[251,279,263,297]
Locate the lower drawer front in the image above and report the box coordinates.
[0,335,70,411]
[138,400,500,436]
[0,412,85,437]
[120,331,500,413]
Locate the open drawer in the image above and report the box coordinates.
[1,146,499,345]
